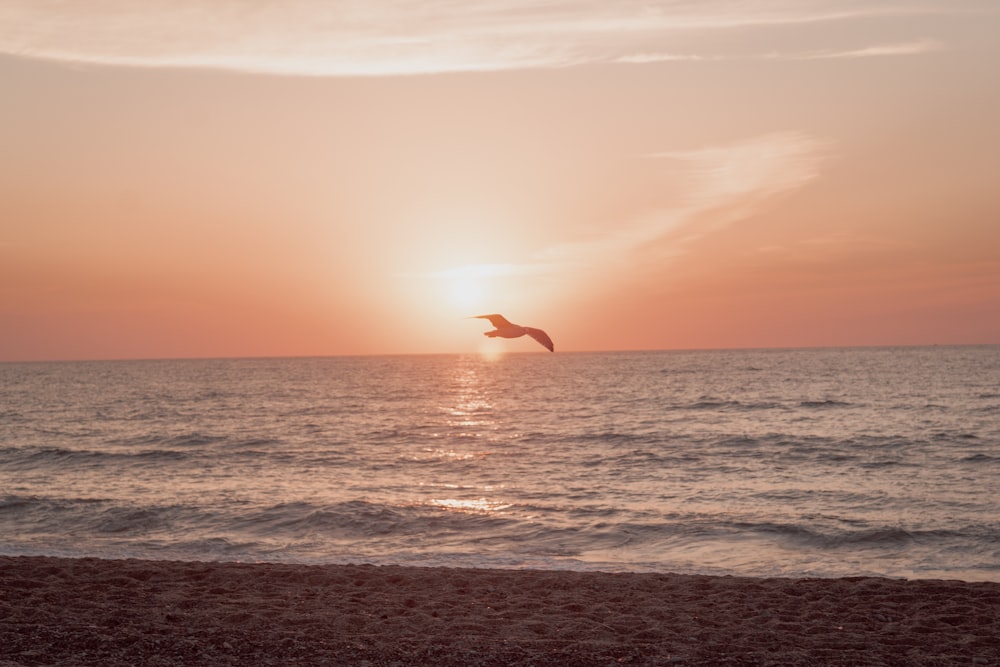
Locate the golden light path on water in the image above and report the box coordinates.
[424,353,514,517]
[428,498,513,513]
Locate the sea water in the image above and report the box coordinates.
[1,347,998,581]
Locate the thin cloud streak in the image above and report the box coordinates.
[802,39,945,59]
[619,40,945,64]
[0,1,978,75]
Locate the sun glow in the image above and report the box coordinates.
[448,276,483,310]
[436,263,518,311]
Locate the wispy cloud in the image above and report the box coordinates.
[649,132,829,203]
[0,1,977,76]
[619,39,945,64]
[801,39,945,59]
[616,53,707,64]
[549,132,830,264]
[430,131,829,284]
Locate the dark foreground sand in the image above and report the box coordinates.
[1,556,998,666]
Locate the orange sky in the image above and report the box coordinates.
[2,1,999,360]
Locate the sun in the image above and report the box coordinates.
[448,275,483,309]
[437,263,509,312]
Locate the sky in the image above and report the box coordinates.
[2,0,999,360]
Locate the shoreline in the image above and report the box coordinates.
[2,556,998,666]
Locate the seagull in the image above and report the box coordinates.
[470,314,554,352]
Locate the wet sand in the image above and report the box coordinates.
[1,556,998,666]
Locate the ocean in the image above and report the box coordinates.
[1,346,998,581]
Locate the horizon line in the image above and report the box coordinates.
[2,342,995,365]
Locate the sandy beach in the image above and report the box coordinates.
[1,556,997,666]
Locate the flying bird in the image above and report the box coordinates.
[470,314,554,352]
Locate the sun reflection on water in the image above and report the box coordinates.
[429,498,512,514]
[408,360,516,516]
[444,363,497,429]
[416,447,490,461]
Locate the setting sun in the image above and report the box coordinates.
[433,263,526,315]
[445,269,486,311]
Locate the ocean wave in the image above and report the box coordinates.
[0,437,294,472]
[230,500,518,543]
[859,459,917,469]
[601,449,704,467]
[164,536,267,556]
[798,399,853,408]
[678,399,783,411]
[0,409,27,423]
[962,453,1000,463]
[0,495,201,542]
[104,431,236,449]
[726,521,968,549]
[932,431,980,441]
[0,445,192,470]
[93,507,173,534]
[162,432,228,447]
[557,431,649,447]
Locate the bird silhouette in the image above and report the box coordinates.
[470,314,554,352]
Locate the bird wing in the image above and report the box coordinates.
[525,327,554,352]
[473,314,513,328]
